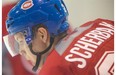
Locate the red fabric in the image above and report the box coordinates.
[39,50,74,75]
[8,55,35,75]
[39,18,114,75]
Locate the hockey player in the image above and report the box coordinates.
[3,0,114,75]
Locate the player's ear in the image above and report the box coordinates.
[37,27,48,43]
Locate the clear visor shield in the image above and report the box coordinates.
[3,35,19,57]
[3,29,32,57]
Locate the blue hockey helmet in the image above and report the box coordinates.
[3,0,69,58]
[6,0,69,36]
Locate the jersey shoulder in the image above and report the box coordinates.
[80,18,114,27]
[55,18,114,75]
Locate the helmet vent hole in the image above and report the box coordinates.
[9,18,13,20]
[7,24,10,28]
[54,4,61,14]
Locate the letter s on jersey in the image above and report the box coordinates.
[65,54,86,68]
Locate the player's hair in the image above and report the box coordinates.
[32,24,67,39]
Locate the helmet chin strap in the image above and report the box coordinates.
[29,37,55,72]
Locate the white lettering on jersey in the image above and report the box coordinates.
[65,21,114,69]
[65,54,86,68]
[99,21,114,30]
[95,51,114,75]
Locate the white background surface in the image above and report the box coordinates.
[64,0,114,27]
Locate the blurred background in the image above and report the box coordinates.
[2,0,114,75]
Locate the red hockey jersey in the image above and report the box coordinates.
[39,18,114,75]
